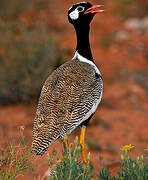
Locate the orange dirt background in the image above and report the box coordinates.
[0,0,148,179]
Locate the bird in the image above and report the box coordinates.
[32,1,104,163]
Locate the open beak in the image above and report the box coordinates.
[84,4,104,14]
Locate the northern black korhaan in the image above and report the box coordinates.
[32,1,104,163]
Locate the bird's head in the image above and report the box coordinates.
[68,2,104,27]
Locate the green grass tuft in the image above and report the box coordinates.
[47,136,95,180]
[0,128,34,180]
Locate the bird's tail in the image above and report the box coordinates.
[32,125,60,155]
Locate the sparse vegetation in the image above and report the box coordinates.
[0,0,148,179]
[98,144,148,180]
[0,20,61,104]
[0,132,148,179]
[0,127,34,180]
[47,136,95,180]
[0,0,62,104]
[45,140,148,180]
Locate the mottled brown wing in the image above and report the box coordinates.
[32,60,102,155]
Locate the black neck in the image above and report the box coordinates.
[74,24,93,62]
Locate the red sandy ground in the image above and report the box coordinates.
[0,0,148,179]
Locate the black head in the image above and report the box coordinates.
[68,2,104,27]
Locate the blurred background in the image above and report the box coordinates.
[0,0,148,178]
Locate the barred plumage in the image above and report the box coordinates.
[32,60,103,155]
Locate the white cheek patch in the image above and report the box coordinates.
[69,9,79,20]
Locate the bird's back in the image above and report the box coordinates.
[32,59,102,155]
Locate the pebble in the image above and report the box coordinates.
[124,16,148,34]
[115,30,129,41]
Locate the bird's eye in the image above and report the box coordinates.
[77,6,85,12]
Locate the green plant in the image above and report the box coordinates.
[0,20,61,103]
[97,144,148,180]
[0,126,34,180]
[97,168,110,180]
[47,136,95,180]
[118,144,148,180]
[117,156,148,179]
[46,138,148,180]
[1,130,148,180]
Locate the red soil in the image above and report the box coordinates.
[0,0,148,179]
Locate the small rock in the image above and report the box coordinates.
[142,16,148,34]
[124,18,141,30]
[142,16,148,29]
[115,30,129,41]
[124,16,148,34]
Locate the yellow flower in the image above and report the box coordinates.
[120,144,134,151]
[62,155,66,159]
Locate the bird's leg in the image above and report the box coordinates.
[80,126,87,164]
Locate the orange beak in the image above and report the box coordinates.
[84,4,104,14]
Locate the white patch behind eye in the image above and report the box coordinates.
[69,9,79,20]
